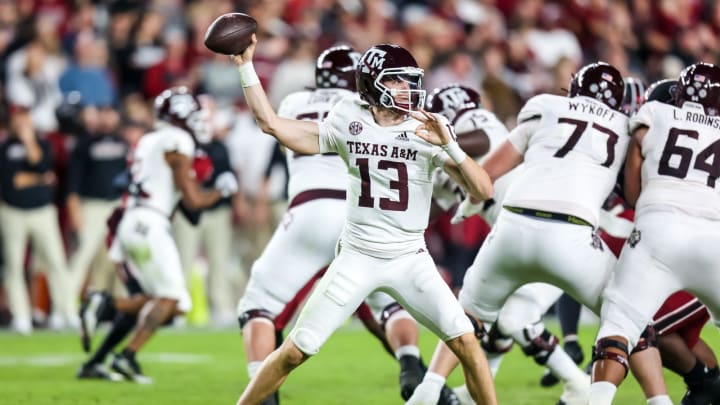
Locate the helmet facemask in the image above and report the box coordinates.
[621,78,646,115]
[374,67,426,113]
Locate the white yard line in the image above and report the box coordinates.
[0,352,212,367]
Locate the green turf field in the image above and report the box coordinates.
[0,321,717,404]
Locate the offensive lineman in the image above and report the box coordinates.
[591,62,720,405]
[228,35,497,405]
[406,61,628,405]
[410,84,591,405]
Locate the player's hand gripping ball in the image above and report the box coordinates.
[204,13,257,55]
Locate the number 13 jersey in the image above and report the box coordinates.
[504,94,630,227]
[630,101,720,220]
[318,98,449,258]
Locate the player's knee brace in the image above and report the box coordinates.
[517,324,558,365]
[631,325,658,355]
[238,309,275,329]
[465,313,487,340]
[380,302,404,331]
[481,323,514,354]
[592,338,630,376]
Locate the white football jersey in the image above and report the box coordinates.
[277,88,355,200]
[630,101,720,219]
[319,98,448,258]
[453,108,509,163]
[432,107,514,215]
[457,107,519,224]
[503,94,629,227]
[126,126,195,217]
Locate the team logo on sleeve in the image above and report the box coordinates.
[591,233,605,251]
[349,121,363,135]
[627,229,642,248]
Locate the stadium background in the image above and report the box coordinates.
[0,0,718,403]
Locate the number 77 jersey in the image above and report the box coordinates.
[502,94,630,228]
[631,100,720,219]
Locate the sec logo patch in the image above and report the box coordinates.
[349,121,363,135]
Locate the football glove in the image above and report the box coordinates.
[450,196,485,224]
[213,171,239,197]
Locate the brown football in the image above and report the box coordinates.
[204,13,257,55]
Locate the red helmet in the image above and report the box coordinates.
[645,79,677,104]
[568,61,624,111]
[154,87,211,144]
[621,77,646,115]
[674,62,720,116]
[425,84,481,124]
[356,44,425,113]
[316,46,361,91]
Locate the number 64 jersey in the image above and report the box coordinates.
[318,98,449,259]
[630,101,720,219]
[503,94,629,227]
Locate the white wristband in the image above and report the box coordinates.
[238,62,260,88]
[442,141,467,164]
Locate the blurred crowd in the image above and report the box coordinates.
[0,0,718,332]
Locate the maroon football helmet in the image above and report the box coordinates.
[568,62,624,111]
[356,44,425,113]
[674,62,720,116]
[645,79,677,104]
[425,84,481,123]
[154,86,211,144]
[621,77,646,115]
[316,46,361,91]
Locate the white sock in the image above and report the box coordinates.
[546,347,587,382]
[395,345,421,360]
[453,384,476,405]
[647,395,673,405]
[247,361,262,379]
[423,371,446,385]
[589,381,617,405]
[486,352,504,377]
[406,372,446,405]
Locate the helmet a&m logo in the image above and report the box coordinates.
[349,121,363,135]
[440,88,471,110]
[361,48,386,72]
